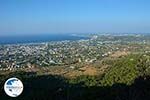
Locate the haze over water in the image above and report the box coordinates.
[0,34,89,44]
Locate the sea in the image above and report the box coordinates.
[0,34,89,45]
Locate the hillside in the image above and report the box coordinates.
[0,53,150,100]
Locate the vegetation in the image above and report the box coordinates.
[0,53,150,100]
[101,54,141,86]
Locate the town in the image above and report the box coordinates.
[0,34,150,71]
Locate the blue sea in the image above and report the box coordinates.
[0,34,89,44]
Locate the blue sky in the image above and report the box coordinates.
[0,0,150,36]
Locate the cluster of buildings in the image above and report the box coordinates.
[0,34,149,71]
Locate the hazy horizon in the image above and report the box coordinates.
[1,0,150,36]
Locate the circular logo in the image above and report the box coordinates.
[4,78,23,97]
